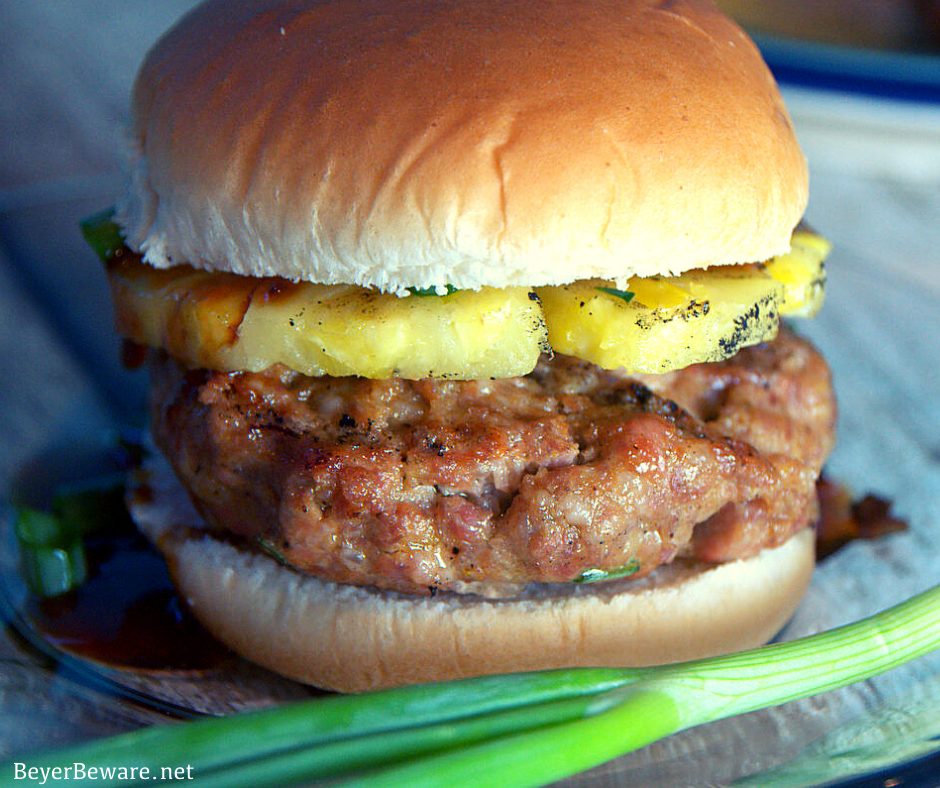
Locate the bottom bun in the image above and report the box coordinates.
[132,455,815,693]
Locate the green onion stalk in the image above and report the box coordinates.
[6,585,940,787]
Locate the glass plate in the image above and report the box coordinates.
[1,3,939,782]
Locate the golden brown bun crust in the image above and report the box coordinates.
[119,0,808,292]
[132,455,815,693]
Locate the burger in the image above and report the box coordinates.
[91,0,836,692]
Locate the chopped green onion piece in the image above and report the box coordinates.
[17,537,87,598]
[574,559,640,584]
[406,285,459,297]
[14,506,89,597]
[595,286,635,303]
[256,536,289,565]
[14,475,130,597]
[80,207,124,263]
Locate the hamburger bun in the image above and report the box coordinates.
[118,0,807,292]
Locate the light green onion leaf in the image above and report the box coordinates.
[80,207,124,263]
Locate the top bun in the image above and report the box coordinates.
[118,0,808,293]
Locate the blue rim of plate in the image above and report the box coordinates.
[752,32,940,104]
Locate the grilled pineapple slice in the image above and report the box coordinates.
[108,257,547,379]
[763,229,830,317]
[538,268,783,374]
[537,230,829,374]
[106,223,828,379]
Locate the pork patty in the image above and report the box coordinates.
[152,327,835,596]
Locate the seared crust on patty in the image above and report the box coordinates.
[152,328,834,597]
